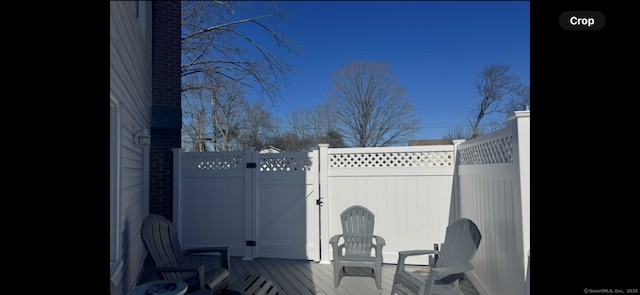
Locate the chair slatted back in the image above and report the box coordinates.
[340,205,375,256]
[141,214,187,281]
[437,218,482,268]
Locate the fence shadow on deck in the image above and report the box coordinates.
[139,254,480,295]
[225,256,479,295]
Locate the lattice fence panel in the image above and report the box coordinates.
[329,151,453,167]
[457,136,513,165]
[259,157,313,172]
[183,154,245,170]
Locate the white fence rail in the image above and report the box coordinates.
[173,110,530,295]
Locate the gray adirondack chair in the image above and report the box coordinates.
[391,218,482,295]
[141,214,230,295]
[329,205,386,290]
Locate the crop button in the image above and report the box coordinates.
[559,11,605,30]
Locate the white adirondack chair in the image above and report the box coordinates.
[329,205,386,290]
[391,218,482,295]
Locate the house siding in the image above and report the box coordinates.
[110,1,155,294]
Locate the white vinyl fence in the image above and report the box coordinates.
[319,144,456,265]
[455,110,530,295]
[172,110,530,295]
[173,148,320,261]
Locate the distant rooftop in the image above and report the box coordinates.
[408,139,454,146]
[258,145,284,153]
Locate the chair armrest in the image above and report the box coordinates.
[373,235,386,246]
[396,249,437,271]
[329,234,342,246]
[398,249,436,259]
[329,235,344,260]
[372,235,385,261]
[183,246,230,270]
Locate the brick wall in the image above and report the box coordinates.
[150,1,181,221]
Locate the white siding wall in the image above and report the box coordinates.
[110,1,153,293]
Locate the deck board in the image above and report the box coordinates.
[140,256,480,295]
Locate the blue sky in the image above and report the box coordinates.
[242,1,530,140]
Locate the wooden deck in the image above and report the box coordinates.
[142,256,480,295]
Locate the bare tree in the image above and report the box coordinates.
[308,104,339,143]
[443,125,470,140]
[211,79,245,151]
[237,101,274,150]
[181,71,246,151]
[502,83,530,114]
[268,131,308,152]
[327,61,419,147]
[181,1,300,103]
[180,1,299,150]
[286,109,314,143]
[322,129,347,148]
[182,84,212,151]
[468,64,521,138]
[275,104,344,151]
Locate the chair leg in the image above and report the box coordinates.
[375,268,382,290]
[390,262,401,295]
[333,263,340,287]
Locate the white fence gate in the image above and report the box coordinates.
[174,148,320,261]
[252,150,319,260]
